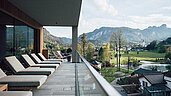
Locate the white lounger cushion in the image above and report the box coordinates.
[0,68,6,78]
[0,75,47,88]
[57,51,65,59]
[0,69,47,88]
[0,91,32,96]
[5,56,26,72]
[39,60,61,64]
[21,54,59,69]
[5,56,55,76]
[31,64,59,69]
[38,53,63,62]
[31,54,61,64]
[17,67,55,75]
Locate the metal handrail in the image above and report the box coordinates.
[78,53,121,96]
[75,62,80,96]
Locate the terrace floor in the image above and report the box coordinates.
[33,62,106,96]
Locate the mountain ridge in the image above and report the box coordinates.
[44,24,171,46]
[80,24,171,45]
[43,28,71,45]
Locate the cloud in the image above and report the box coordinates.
[129,14,171,29]
[93,0,118,16]
[130,14,171,23]
[79,13,171,35]
[162,6,171,10]
[78,16,138,35]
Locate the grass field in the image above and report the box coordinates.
[122,51,165,58]
[110,51,165,65]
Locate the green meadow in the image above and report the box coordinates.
[110,51,165,65]
[102,51,165,83]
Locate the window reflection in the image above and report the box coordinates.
[6,25,14,56]
[6,25,34,56]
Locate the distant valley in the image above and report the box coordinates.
[43,28,71,45]
[80,24,171,45]
[44,24,171,46]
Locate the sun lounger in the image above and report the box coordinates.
[0,69,47,90]
[0,91,32,96]
[21,54,59,69]
[30,54,61,64]
[4,56,55,76]
[55,51,68,59]
[37,53,63,62]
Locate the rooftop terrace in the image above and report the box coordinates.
[33,62,103,96]
[32,55,121,96]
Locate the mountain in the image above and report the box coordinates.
[43,28,71,45]
[80,24,171,45]
[157,37,171,47]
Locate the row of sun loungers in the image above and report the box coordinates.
[0,53,62,96]
[30,54,61,64]
[4,56,55,76]
[38,53,63,62]
[22,54,59,69]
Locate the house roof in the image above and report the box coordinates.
[163,71,171,78]
[144,74,166,85]
[145,85,171,93]
[132,68,161,75]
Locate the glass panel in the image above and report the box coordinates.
[6,25,14,56]
[5,25,35,56]
[28,27,34,53]
[15,26,28,56]
[77,63,107,96]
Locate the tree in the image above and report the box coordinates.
[98,43,111,67]
[103,43,110,62]
[98,47,104,62]
[85,42,95,61]
[110,29,126,71]
[167,46,171,53]
[165,52,171,60]
[78,34,95,61]
[165,46,171,60]
[146,40,157,50]
[77,43,83,55]
[81,33,87,57]
[158,45,166,53]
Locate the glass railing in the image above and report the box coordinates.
[76,52,121,96]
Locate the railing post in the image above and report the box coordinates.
[75,62,80,96]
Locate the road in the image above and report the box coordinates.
[140,60,155,64]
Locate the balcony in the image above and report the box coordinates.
[32,53,121,96]
[0,1,122,95]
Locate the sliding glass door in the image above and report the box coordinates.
[6,25,34,56]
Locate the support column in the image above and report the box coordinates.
[34,27,43,53]
[0,25,6,59]
[72,26,79,63]
[39,28,44,53]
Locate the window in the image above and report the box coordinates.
[6,25,34,56]
[143,81,148,87]
[6,25,14,56]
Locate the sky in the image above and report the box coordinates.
[45,0,171,38]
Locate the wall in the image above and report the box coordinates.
[0,25,6,59]
[139,77,151,89]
